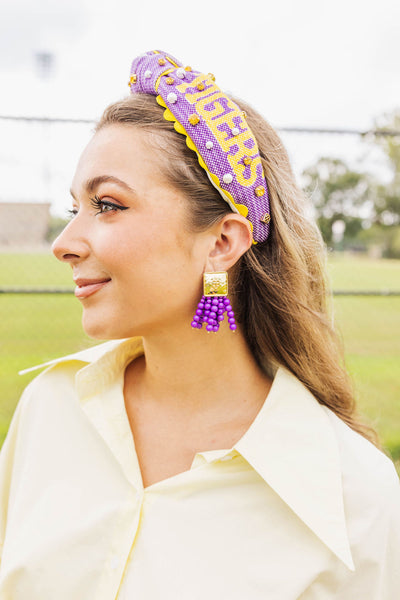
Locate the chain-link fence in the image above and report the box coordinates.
[1,116,399,468]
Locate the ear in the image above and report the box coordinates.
[206,213,253,271]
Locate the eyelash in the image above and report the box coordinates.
[90,194,129,214]
[67,195,128,218]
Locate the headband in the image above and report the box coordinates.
[128,50,271,244]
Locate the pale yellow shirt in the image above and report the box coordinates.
[0,337,399,599]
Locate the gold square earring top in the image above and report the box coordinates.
[203,271,228,296]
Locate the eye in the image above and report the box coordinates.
[89,195,128,215]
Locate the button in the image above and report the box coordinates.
[110,556,119,569]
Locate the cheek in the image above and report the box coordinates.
[133,239,197,303]
[91,222,141,270]
[93,213,198,293]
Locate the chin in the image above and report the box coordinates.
[82,317,121,341]
[81,314,139,341]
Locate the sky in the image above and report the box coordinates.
[0,0,399,215]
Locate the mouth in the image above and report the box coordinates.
[74,278,111,299]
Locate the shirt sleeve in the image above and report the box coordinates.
[379,468,400,598]
[298,458,400,600]
[338,460,400,599]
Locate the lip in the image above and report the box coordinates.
[74,278,111,299]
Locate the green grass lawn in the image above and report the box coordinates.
[1,251,399,474]
[333,297,400,459]
[0,251,73,289]
[326,252,400,292]
[0,294,98,440]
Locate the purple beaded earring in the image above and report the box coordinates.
[191,271,237,333]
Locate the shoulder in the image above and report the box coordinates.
[2,339,137,459]
[322,405,399,498]
[17,336,145,408]
[14,338,133,417]
[322,404,400,556]
[320,408,400,593]
[265,365,399,503]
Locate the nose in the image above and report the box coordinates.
[52,217,90,264]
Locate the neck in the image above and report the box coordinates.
[125,319,272,417]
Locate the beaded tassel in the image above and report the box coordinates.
[191,295,237,332]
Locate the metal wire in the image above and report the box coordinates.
[0,114,399,137]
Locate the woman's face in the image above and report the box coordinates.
[52,124,207,340]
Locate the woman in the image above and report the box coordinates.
[0,50,399,599]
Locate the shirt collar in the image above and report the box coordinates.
[235,366,355,571]
[18,338,132,375]
[21,337,354,571]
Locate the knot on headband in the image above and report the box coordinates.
[128,50,271,244]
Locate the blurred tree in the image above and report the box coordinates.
[301,111,400,255]
[357,224,400,259]
[302,157,372,245]
[369,110,400,226]
[373,186,400,226]
[372,110,400,173]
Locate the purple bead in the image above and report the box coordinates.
[204,310,210,315]
[197,323,203,329]
[228,317,236,324]
[223,298,230,305]
[196,309,203,316]
[206,324,213,332]
[213,325,219,332]
[191,321,198,328]
[218,314,224,321]
[212,298,218,305]
[229,323,237,331]
[203,316,208,322]
[227,311,234,317]
[193,315,200,322]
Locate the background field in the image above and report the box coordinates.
[1,252,399,474]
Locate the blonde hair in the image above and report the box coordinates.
[96,93,379,447]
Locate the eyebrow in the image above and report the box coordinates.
[70,175,137,200]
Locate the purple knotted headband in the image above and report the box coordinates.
[128,50,271,244]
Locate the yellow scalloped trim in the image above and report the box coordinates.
[156,95,254,239]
